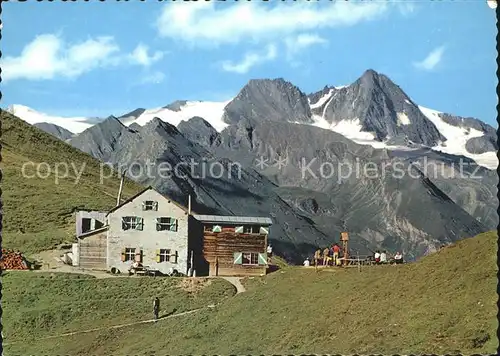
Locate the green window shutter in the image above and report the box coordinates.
[233,252,243,265]
[169,219,177,232]
[156,218,161,231]
[259,226,269,235]
[258,253,268,265]
[235,225,244,233]
[122,217,128,230]
[153,201,158,211]
[136,217,144,231]
[142,202,146,211]
[213,225,222,233]
[121,249,126,262]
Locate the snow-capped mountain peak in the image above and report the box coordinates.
[6,104,95,134]
[126,100,232,132]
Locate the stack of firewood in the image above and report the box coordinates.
[0,249,29,270]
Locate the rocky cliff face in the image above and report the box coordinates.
[222,78,313,126]
[33,123,74,141]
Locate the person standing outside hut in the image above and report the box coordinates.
[153,297,160,322]
[322,247,331,266]
[267,244,273,263]
[332,243,341,266]
[314,249,321,267]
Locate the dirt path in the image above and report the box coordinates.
[220,276,246,294]
[3,305,217,345]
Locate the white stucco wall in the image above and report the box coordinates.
[107,189,190,275]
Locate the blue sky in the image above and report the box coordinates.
[1,1,498,125]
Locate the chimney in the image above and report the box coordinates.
[116,171,125,206]
[188,194,192,215]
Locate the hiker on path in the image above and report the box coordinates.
[374,250,381,264]
[394,252,403,265]
[303,258,310,267]
[153,297,160,321]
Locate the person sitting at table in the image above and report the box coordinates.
[394,252,403,264]
[380,250,387,264]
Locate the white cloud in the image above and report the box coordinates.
[413,46,445,71]
[156,1,389,47]
[2,34,119,81]
[221,44,277,74]
[285,33,328,56]
[129,44,164,67]
[1,34,165,82]
[139,71,165,85]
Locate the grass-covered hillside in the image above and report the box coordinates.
[2,231,497,355]
[1,110,144,253]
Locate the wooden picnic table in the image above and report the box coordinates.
[129,265,160,277]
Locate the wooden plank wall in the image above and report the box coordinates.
[203,232,266,276]
[79,231,107,270]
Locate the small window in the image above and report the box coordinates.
[204,224,214,232]
[81,218,92,233]
[243,225,260,234]
[159,249,171,262]
[122,216,144,231]
[157,249,178,263]
[142,201,158,211]
[242,252,259,265]
[156,217,178,232]
[124,248,135,261]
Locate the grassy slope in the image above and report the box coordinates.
[3,273,235,351]
[1,110,144,253]
[3,231,497,355]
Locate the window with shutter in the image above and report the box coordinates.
[258,253,268,265]
[158,249,171,262]
[143,201,157,211]
[243,225,260,234]
[122,217,143,230]
[157,217,178,232]
[124,248,135,261]
[242,252,259,265]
